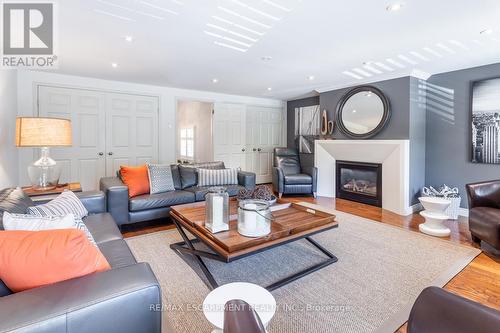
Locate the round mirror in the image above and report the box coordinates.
[335,86,390,139]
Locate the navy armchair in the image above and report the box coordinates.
[272,148,317,198]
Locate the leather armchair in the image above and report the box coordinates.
[408,287,500,333]
[223,300,266,333]
[465,180,500,250]
[272,148,317,198]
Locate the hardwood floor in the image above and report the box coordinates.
[122,220,175,238]
[122,195,500,332]
[285,196,500,333]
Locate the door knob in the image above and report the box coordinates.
[241,148,246,152]
[108,152,113,156]
[257,148,262,152]
[98,152,104,156]
[253,148,257,152]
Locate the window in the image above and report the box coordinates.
[180,127,194,159]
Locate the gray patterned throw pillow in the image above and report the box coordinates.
[27,190,88,219]
[147,163,176,194]
[26,191,96,246]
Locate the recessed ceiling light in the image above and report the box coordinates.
[386,3,404,11]
[352,109,357,113]
[125,36,133,42]
[267,87,272,91]
[212,78,219,83]
[307,75,315,81]
[111,63,118,68]
[480,29,493,35]
[261,56,273,61]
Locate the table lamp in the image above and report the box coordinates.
[15,117,72,190]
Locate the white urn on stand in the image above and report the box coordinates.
[418,197,452,237]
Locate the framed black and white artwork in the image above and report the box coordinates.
[294,105,320,154]
[472,78,500,164]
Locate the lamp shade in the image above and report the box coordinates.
[16,117,72,147]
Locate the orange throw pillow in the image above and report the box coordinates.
[0,229,111,292]
[120,164,150,198]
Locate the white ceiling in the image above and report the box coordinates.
[51,0,500,100]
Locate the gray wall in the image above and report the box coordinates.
[426,62,500,208]
[0,69,19,188]
[320,77,411,140]
[409,77,427,205]
[286,76,426,206]
[286,96,320,167]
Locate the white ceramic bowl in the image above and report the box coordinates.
[418,196,451,212]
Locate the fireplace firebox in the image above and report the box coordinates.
[336,160,382,207]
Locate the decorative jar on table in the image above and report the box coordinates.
[205,187,229,233]
[237,199,272,237]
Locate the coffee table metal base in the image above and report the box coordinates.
[169,219,338,291]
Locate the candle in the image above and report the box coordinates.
[244,203,257,232]
[212,196,223,227]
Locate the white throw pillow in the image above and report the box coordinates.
[3,212,76,231]
[3,211,97,246]
[197,168,239,186]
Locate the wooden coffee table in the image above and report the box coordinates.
[169,199,338,291]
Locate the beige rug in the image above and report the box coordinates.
[126,203,480,333]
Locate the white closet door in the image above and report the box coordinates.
[213,103,247,169]
[38,86,106,191]
[245,106,259,179]
[105,93,159,176]
[246,106,283,184]
[38,86,159,190]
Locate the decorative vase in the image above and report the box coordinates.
[327,120,334,135]
[321,110,328,135]
[205,187,229,233]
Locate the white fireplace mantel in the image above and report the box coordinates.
[314,140,411,215]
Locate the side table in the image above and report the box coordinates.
[22,182,82,203]
[418,196,451,237]
[203,282,276,332]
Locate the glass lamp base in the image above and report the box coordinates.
[28,147,61,191]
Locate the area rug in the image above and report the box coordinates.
[125,203,480,333]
